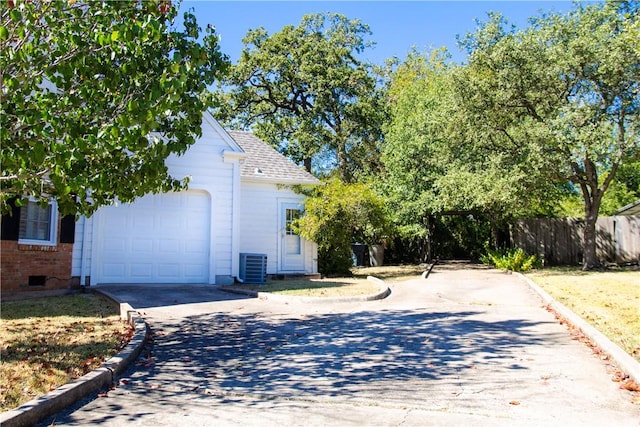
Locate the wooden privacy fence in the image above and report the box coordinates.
[511,215,640,266]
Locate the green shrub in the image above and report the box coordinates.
[295,178,392,276]
[481,247,540,272]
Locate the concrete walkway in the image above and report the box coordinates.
[41,263,640,426]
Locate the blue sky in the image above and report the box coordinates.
[179,1,581,64]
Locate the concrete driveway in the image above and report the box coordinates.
[42,263,640,426]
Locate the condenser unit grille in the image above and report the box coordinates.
[239,253,267,284]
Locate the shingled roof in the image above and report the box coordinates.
[226,130,319,185]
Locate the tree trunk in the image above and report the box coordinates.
[582,210,600,270]
[303,157,312,173]
[491,221,511,249]
[424,215,434,263]
[581,173,603,270]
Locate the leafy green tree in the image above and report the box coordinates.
[615,160,640,199]
[381,50,559,259]
[1,0,228,216]
[558,160,640,216]
[456,2,639,269]
[215,13,385,182]
[379,50,451,260]
[295,179,391,276]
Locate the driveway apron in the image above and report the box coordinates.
[42,264,640,426]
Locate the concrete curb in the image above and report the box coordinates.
[0,291,149,427]
[517,272,640,385]
[220,275,391,304]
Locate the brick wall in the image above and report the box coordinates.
[0,239,74,294]
[1,200,77,296]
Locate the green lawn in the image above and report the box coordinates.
[526,267,640,362]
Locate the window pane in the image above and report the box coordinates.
[19,202,52,241]
[285,209,300,235]
[36,221,50,240]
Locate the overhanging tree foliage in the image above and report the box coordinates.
[215,13,385,182]
[1,0,228,216]
[456,2,639,269]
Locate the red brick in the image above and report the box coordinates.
[1,219,74,294]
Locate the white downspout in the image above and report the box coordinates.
[80,216,89,286]
[230,161,241,278]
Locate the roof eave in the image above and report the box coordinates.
[241,176,319,185]
[614,199,640,216]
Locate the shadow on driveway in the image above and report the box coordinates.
[121,307,560,406]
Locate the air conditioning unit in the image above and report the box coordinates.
[239,253,268,284]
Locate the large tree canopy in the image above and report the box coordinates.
[215,13,385,182]
[455,1,639,269]
[381,49,561,258]
[380,50,452,239]
[1,0,228,216]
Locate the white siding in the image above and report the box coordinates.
[239,181,317,274]
[71,215,93,284]
[73,113,241,285]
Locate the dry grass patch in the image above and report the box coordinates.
[0,293,133,412]
[234,265,425,298]
[235,277,379,297]
[526,267,640,362]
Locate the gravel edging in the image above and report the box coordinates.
[220,275,391,303]
[517,272,640,385]
[0,291,148,427]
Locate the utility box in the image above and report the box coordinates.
[239,253,268,284]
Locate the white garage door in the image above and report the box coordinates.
[94,191,210,284]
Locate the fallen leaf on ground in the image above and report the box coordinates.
[611,372,627,383]
[620,380,640,392]
[509,400,520,406]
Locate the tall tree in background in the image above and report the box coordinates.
[380,50,452,258]
[382,50,561,259]
[215,13,385,182]
[1,0,228,216]
[456,2,639,269]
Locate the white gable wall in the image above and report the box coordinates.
[239,181,317,275]
[72,113,244,285]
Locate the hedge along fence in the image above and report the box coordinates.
[511,215,640,266]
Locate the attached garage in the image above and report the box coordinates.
[92,191,211,284]
[66,112,317,291]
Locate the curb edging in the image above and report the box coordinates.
[0,292,148,427]
[220,275,391,304]
[517,272,640,386]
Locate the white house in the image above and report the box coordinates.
[71,112,319,286]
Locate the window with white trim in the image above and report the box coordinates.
[285,208,301,235]
[18,200,58,245]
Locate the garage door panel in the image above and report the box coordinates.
[104,238,126,252]
[131,264,153,278]
[185,264,207,277]
[95,191,210,284]
[159,239,179,253]
[132,239,153,253]
[185,241,207,254]
[158,263,181,277]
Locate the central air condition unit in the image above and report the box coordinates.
[239,253,268,284]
